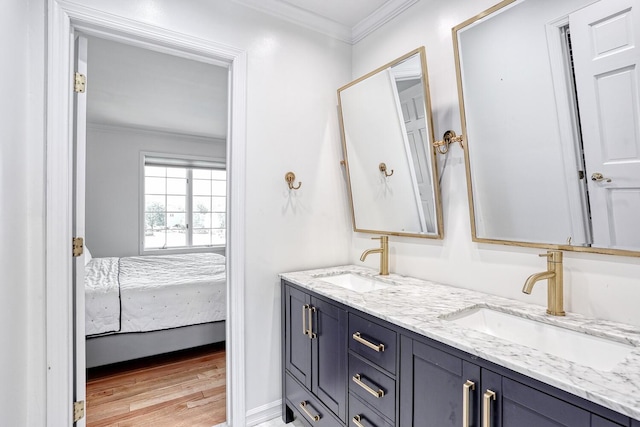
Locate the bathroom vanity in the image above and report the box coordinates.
[281,266,640,427]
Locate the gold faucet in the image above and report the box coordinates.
[522,250,565,316]
[360,236,389,275]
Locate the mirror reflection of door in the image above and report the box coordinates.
[397,81,436,233]
[570,0,640,250]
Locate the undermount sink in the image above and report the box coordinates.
[444,307,634,372]
[316,273,392,293]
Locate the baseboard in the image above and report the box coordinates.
[246,399,282,426]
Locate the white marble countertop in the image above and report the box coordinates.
[280,265,640,421]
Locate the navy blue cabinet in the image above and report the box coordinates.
[400,334,630,427]
[283,284,347,426]
[399,335,481,427]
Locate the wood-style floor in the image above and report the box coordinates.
[86,343,226,427]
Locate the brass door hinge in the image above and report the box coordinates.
[73,400,85,422]
[74,72,86,93]
[72,237,84,257]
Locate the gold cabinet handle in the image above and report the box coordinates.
[352,332,385,352]
[463,380,476,427]
[352,414,366,427]
[302,304,309,336]
[308,306,317,339]
[352,374,384,398]
[482,390,496,427]
[299,401,321,422]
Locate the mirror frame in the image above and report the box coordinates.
[453,0,640,258]
[337,47,444,239]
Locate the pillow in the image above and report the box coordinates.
[84,246,92,266]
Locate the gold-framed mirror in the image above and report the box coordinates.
[337,47,443,239]
[454,0,640,257]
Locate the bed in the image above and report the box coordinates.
[84,252,226,367]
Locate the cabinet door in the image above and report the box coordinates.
[285,285,312,389]
[400,336,480,427]
[312,297,347,422]
[501,377,590,427]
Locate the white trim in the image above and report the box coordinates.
[245,400,282,426]
[231,0,352,43]
[546,16,592,245]
[46,2,247,426]
[352,0,419,44]
[231,0,418,44]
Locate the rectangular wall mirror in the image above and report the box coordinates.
[454,0,640,256]
[338,47,443,239]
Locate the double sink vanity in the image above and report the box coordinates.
[280,265,640,427]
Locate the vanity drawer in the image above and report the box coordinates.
[349,393,393,427]
[349,313,396,374]
[286,373,341,427]
[348,354,396,422]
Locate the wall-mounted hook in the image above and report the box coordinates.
[379,162,394,177]
[433,130,465,155]
[285,171,302,190]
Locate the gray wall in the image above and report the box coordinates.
[85,124,226,257]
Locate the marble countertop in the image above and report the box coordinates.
[280,265,640,421]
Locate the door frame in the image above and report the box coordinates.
[46,1,247,426]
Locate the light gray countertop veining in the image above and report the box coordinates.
[280,265,640,421]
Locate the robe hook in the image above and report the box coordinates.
[379,162,394,177]
[285,171,302,190]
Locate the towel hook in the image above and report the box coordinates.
[379,162,394,177]
[285,171,302,190]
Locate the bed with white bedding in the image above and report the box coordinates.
[85,252,226,367]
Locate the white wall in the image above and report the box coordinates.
[19,0,353,422]
[86,125,226,257]
[351,0,640,327]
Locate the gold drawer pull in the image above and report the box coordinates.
[352,374,384,398]
[463,380,475,427]
[352,414,366,427]
[308,306,317,339]
[483,390,496,427]
[299,401,321,422]
[352,332,385,352]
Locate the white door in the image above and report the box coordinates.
[398,82,436,233]
[73,33,88,427]
[571,0,640,250]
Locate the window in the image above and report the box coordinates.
[142,156,226,251]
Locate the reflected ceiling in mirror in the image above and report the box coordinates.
[454,0,640,257]
[338,47,443,239]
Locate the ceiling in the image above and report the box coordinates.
[86,35,229,139]
[232,0,419,44]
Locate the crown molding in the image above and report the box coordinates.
[231,0,418,44]
[231,0,352,43]
[352,0,419,43]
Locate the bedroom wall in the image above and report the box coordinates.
[85,125,226,258]
[351,0,640,327]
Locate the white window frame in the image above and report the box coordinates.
[139,152,226,255]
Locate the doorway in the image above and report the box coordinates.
[78,32,228,426]
[46,3,247,426]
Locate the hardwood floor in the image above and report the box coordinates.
[86,343,226,427]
